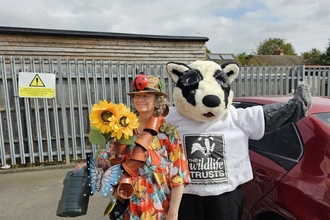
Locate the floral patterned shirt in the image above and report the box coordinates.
[98,119,190,220]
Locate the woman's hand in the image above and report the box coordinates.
[73,162,86,172]
[166,184,184,220]
[166,210,178,220]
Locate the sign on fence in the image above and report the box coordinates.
[18,72,56,98]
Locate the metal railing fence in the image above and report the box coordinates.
[0,56,329,166]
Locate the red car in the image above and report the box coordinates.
[232,96,330,220]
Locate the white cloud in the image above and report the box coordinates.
[0,0,329,55]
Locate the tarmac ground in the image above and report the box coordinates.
[0,165,112,220]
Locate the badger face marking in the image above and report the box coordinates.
[166,60,239,122]
[200,70,231,118]
[176,69,203,106]
[214,69,231,108]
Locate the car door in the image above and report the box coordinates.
[233,101,304,219]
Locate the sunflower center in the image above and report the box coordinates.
[100,110,113,122]
[119,116,129,127]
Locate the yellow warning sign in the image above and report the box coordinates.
[19,72,55,98]
[29,74,45,87]
[19,87,55,98]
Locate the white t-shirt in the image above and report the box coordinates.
[165,105,265,196]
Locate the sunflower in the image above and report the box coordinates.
[111,111,139,140]
[89,100,119,134]
[116,103,132,114]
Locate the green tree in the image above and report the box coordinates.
[205,46,211,54]
[256,37,296,55]
[302,48,322,65]
[236,52,253,65]
[319,40,330,65]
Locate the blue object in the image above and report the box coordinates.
[87,154,123,198]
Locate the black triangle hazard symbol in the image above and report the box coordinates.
[29,74,45,87]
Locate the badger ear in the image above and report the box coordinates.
[166,62,190,83]
[221,62,239,84]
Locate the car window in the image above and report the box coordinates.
[313,113,330,128]
[234,101,303,171]
[232,101,258,109]
[249,124,302,170]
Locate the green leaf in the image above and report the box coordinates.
[88,126,107,147]
[118,136,134,145]
[158,80,164,92]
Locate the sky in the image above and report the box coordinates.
[0,0,329,55]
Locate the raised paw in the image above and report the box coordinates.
[294,83,312,110]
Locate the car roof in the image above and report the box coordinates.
[233,96,330,114]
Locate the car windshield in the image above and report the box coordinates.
[313,112,330,128]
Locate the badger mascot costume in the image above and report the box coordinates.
[165,60,311,220]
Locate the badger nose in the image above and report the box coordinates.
[202,95,220,107]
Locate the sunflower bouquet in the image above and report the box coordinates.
[88,100,139,154]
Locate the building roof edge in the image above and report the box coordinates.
[0,26,209,42]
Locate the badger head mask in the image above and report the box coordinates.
[166,60,239,122]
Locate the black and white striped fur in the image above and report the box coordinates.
[166,60,239,122]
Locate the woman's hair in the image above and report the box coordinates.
[131,94,169,117]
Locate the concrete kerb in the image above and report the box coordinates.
[0,164,77,174]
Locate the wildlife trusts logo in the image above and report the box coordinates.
[191,137,215,156]
[183,133,228,184]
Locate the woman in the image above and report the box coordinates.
[76,73,190,220]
